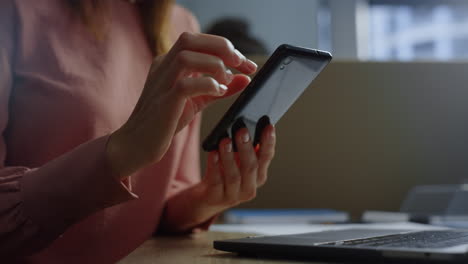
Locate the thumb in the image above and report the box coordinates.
[201,74,251,107]
[221,74,251,98]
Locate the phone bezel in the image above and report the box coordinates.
[202,44,332,152]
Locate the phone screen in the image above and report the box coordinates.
[230,55,329,139]
[203,45,332,152]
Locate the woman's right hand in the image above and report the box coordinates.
[106,32,258,179]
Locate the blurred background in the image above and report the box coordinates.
[177,0,468,221]
[178,0,468,61]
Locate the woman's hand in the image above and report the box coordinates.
[201,125,276,211]
[160,124,276,232]
[106,32,257,178]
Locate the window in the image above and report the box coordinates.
[454,37,468,58]
[452,5,468,23]
[411,6,433,25]
[413,42,436,59]
[368,1,468,61]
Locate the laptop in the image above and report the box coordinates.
[214,228,468,262]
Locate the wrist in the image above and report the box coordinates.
[106,128,141,180]
[186,183,230,227]
[161,184,224,233]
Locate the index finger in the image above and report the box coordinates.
[167,32,258,75]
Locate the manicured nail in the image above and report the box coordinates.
[225,142,232,152]
[225,69,234,85]
[270,127,276,139]
[219,84,228,94]
[213,152,219,164]
[246,59,258,72]
[234,49,245,65]
[242,131,250,143]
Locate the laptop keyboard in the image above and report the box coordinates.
[322,230,468,249]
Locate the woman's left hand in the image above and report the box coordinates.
[200,123,276,210]
[162,124,276,232]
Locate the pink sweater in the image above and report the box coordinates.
[0,0,206,263]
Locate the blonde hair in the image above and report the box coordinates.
[67,0,173,55]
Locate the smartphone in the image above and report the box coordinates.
[202,44,332,152]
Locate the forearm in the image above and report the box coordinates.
[0,135,137,258]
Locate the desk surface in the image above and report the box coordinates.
[118,231,331,264]
[118,223,442,263]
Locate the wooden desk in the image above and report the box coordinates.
[118,231,331,264]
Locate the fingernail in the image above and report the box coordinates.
[225,69,234,85]
[219,84,228,94]
[234,49,245,65]
[246,59,258,72]
[270,127,276,139]
[225,142,232,152]
[242,131,250,143]
[213,152,219,164]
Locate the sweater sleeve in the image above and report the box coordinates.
[161,6,218,232]
[0,1,137,258]
[166,114,202,200]
[162,114,219,233]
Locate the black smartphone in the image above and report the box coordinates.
[202,44,332,152]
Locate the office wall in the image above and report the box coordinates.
[176,0,319,53]
[199,60,468,219]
